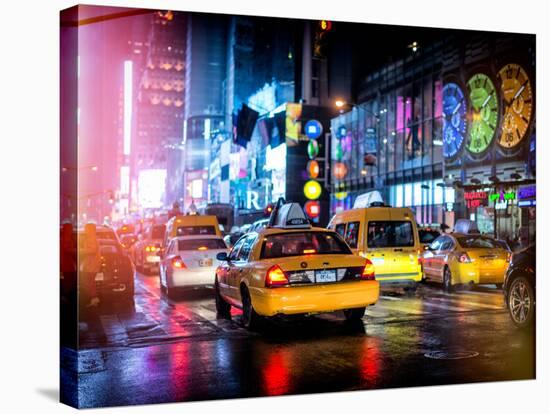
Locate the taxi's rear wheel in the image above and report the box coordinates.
[241,286,262,330]
[215,279,231,319]
[343,307,366,322]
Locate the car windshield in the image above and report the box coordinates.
[176,225,216,236]
[456,236,501,249]
[260,231,351,259]
[151,225,165,239]
[177,239,226,251]
[367,221,414,248]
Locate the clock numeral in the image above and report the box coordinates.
[506,67,514,78]
[505,132,514,144]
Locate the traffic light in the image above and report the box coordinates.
[304,201,320,219]
[314,20,332,58]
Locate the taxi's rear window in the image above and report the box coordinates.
[260,231,351,259]
[367,221,414,248]
[177,239,227,251]
[176,226,216,236]
[456,236,500,249]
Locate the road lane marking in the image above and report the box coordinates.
[373,301,427,315]
[426,296,503,310]
[379,295,403,301]
[419,301,469,312]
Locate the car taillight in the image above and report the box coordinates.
[507,252,513,263]
[361,260,376,280]
[265,265,288,287]
[458,252,472,263]
[172,256,186,269]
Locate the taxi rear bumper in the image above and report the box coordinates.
[451,263,507,285]
[376,272,422,287]
[249,280,380,317]
[168,266,216,288]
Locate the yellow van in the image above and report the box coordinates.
[328,205,422,291]
[163,214,222,247]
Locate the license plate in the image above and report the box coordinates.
[315,269,336,283]
[199,258,213,267]
[372,257,385,266]
[146,255,160,263]
[95,272,104,281]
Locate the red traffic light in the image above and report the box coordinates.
[304,201,320,219]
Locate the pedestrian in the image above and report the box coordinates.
[79,223,101,317]
[60,222,77,348]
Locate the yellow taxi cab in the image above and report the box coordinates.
[422,232,511,291]
[327,192,422,291]
[214,202,379,329]
[163,214,222,249]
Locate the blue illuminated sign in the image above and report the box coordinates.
[305,120,323,139]
[518,185,536,200]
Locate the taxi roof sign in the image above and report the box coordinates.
[353,190,385,209]
[453,219,480,234]
[269,201,312,229]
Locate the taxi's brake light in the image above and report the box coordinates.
[265,265,288,287]
[172,256,186,269]
[361,260,376,280]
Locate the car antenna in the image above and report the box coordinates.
[267,197,285,228]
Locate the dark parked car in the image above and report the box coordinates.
[78,229,135,307]
[503,244,535,328]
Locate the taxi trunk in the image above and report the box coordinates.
[250,254,379,317]
[461,248,510,284]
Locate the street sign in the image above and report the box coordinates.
[304,120,323,139]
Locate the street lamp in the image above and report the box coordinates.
[334,99,380,120]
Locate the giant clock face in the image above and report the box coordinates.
[466,73,499,155]
[442,82,467,158]
[497,64,533,149]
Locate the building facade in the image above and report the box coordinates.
[330,32,535,243]
[133,11,186,212]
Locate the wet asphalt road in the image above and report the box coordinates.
[61,271,535,408]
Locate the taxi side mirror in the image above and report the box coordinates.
[424,245,431,251]
[216,252,229,261]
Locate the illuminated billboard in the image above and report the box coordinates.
[138,169,166,209]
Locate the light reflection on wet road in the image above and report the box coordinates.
[63,271,535,408]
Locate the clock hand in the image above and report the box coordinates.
[481,94,491,108]
[452,102,462,115]
[513,84,525,100]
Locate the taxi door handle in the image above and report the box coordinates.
[394,248,403,252]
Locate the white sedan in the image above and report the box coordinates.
[159,235,228,297]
